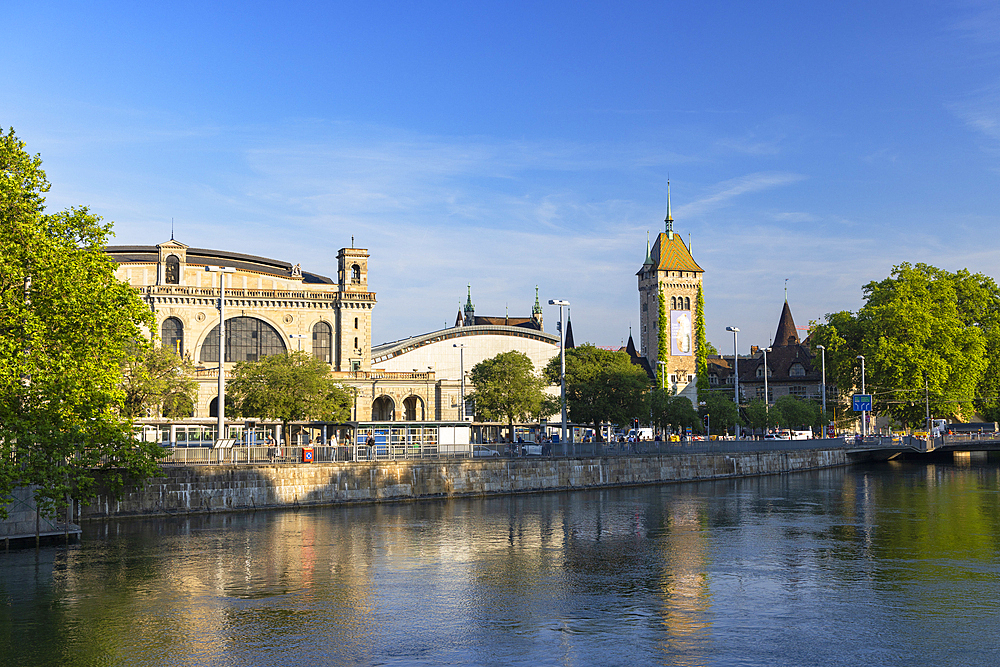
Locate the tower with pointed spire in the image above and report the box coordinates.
[463,284,475,326]
[532,285,543,328]
[636,180,704,404]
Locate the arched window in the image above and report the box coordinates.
[354,317,358,329]
[312,322,332,363]
[403,396,424,421]
[162,317,183,356]
[684,297,691,310]
[789,363,806,377]
[351,264,361,283]
[199,316,286,363]
[354,336,358,349]
[671,296,677,309]
[372,396,394,421]
[165,255,180,284]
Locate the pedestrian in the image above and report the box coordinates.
[267,435,276,463]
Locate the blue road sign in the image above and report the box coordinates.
[852,394,872,412]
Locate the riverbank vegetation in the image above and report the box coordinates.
[810,263,1000,428]
[0,128,164,519]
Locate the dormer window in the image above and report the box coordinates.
[165,255,180,284]
[789,363,806,377]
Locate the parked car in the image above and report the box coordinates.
[520,444,543,456]
[472,445,500,457]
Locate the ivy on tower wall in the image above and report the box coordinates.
[695,283,709,401]
[657,282,668,386]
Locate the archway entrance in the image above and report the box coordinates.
[372,395,395,421]
[403,395,424,421]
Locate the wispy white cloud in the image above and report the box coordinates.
[674,172,807,219]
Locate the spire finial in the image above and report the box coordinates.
[643,231,652,268]
[171,218,174,240]
[784,278,789,302]
[665,179,674,239]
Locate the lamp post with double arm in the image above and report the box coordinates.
[206,265,235,443]
[726,326,740,438]
[549,299,570,455]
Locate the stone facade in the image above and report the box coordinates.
[636,190,704,404]
[108,240,447,422]
[79,447,850,518]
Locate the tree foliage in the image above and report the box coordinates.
[699,391,743,436]
[810,263,1000,427]
[120,344,197,419]
[545,344,650,438]
[0,128,164,519]
[695,283,709,401]
[228,351,351,430]
[469,351,548,439]
[650,389,700,432]
[657,283,668,384]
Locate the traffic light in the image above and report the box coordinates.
[633,419,639,430]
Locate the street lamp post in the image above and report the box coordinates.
[289,333,307,352]
[453,343,467,421]
[658,360,666,391]
[857,355,866,438]
[549,299,570,455]
[206,265,236,443]
[816,344,827,425]
[763,346,772,430]
[726,326,740,438]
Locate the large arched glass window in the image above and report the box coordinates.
[165,255,180,284]
[312,322,332,363]
[200,316,286,363]
[162,317,184,356]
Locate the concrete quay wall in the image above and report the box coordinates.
[81,448,848,519]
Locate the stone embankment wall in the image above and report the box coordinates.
[81,448,847,519]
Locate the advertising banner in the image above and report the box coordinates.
[670,310,693,356]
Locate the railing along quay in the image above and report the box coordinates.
[157,436,910,466]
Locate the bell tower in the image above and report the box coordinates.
[335,247,375,372]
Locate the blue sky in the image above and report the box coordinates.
[4,1,1000,352]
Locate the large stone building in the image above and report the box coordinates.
[373,285,561,414]
[637,185,704,404]
[107,239,454,422]
[107,241,563,425]
[704,300,829,406]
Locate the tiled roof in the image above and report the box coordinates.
[651,233,704,273]
[773,301,799,347]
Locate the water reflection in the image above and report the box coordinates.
[4,459,1000,666]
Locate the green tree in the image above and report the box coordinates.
[694,283,709,401]
[650,389,700,433]
[811,263,997,428]
[468,351,548,440]
[120,344,197,419]
[699,391,743,436]
[657,283,668,385]
[773,395,824,430]
[228,351,351,444]
[0,128,164,519]
[545,344,650,439]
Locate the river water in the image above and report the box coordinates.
[3,456,1000,667]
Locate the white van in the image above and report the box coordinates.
[628,428,654,440]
